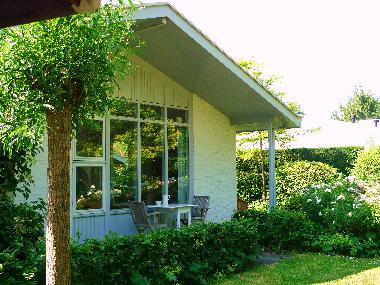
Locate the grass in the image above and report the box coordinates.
[213,253,380,285]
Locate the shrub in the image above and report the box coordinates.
[312,233,380,257]
[0,198,46,284]
[277,146,363,175]
[233,209,316,253]
[71,219,260,285]
[236,146,362,204]
[276,161,340,209]
[300,177,380,237]
[352,145,380,184]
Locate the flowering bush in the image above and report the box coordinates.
[300,176,380,237]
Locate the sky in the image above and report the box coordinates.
[141,0,380,122]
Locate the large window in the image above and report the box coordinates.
[72,101,190,211]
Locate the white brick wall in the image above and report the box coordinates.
[192,95,237,222]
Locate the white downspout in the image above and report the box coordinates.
[268,123,276,211]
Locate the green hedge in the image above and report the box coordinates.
[233,209,316,253]
[237,146,363,203]
[71,220,260,285]
[351,145,380,184]
[1,220,260,284]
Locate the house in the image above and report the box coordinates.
[19,3,301,242]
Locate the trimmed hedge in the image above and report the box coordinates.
[237,146,362,203]
[352,145,380,184]
[233,209,316,253]
[71,220,260,285]
[1,220,260,284]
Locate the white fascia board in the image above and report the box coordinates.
[134,3,302,128]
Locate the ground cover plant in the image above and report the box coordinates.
[212,253,380,285]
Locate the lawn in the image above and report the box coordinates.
[213,253,380,285]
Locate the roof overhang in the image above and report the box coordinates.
[0,0,100,28]
[134,3,302,131]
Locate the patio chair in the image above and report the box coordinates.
[129,201,166,233]
[181,195,210,225]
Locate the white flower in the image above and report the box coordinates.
[307,199,312,202]
[331,208,335,211]
[337,194,345,201]
[90,185,96,189]
[348,212,352,217]
[316,198,321,204]
[325,188,332,193]
[319,211,322,216]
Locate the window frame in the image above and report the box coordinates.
[72,101,191,214]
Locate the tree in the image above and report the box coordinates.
[0,2,138,284]
[332,86,380,121]
[237,58,303,201]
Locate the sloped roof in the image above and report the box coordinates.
[134,3,302,131]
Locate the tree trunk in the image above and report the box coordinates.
[46,107,72,285]
[259,133,267,201]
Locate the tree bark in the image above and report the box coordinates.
[46,107,72,285]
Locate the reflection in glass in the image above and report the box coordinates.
[76,120,103,157]
[76,166,103,210]
[110,119,138,209]
[168,126,189,203]
[140,104,163,121]
[167,108,188,124]
[109,98,137,118]
[141,122,164,204]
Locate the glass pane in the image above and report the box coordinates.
[76,166,103,210]
[110,119,138,209]
[76,120,103,157]
[168,126,189,203]
[167,108,188,124]
[140,104,163,121]
[141,122,164,204]
[109,98,137,118]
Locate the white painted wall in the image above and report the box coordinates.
[192,95,237,222]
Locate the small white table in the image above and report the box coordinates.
[146,203,197,229]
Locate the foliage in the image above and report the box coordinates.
[276,161,340,209]
[351,145,380,184]
[0,2,139,143]
[299,177,380,256]
[300,177,380,234]
[235,175,380,257]
[0,146,39,199]
[233,209,316,253]
[277,146,363,175]
[332,86,380,121]
[311,233,380,257]
[0,2,139,282]
[236,146,361,203]
[237,57,303,200]
[71,220,260,285]
[0,198,46,284]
